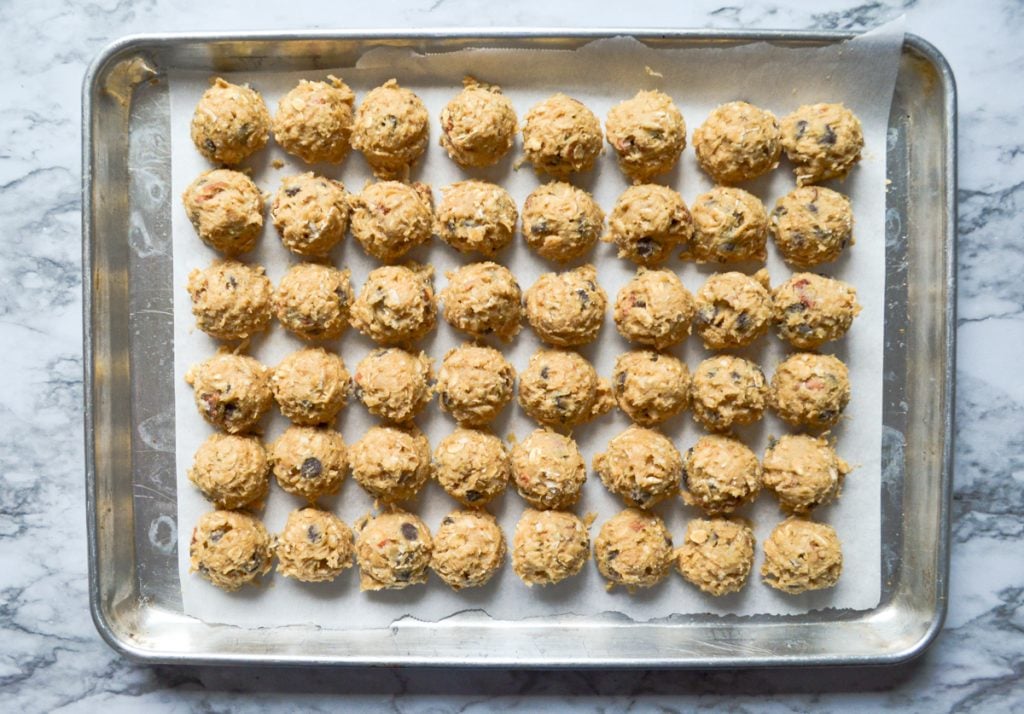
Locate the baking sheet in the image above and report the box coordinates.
[170,20,902,628]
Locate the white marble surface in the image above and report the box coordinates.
[0,0,1020,711]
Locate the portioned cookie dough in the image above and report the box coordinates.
[612,350,690,426]
[614,268,695,349]
[275,507,355,582]
[511,428,587,510]
[763,434,850,513]
[188,433,269,509]
[524,264,607,347]
[270,347,350,425]
[692,101,781,184]
[189,510,272,591]
[606,184,694,265]
[773,272,861,349]
[435,181,518,256]
[521,182,604,263]
[771,187,855,269]
[594,425,683,509]
[517,349,614,429]
[431,509,507,590]
[350,424,431,502]
[761,517,843,593]
[185,353,272,434]
[605,89,687,182]
[272,76,355,164]
[433,428,511,507]
[521,93,603,177]
[511,508,590,586]
[353,348,433,423]
[436,344,515,426]
[693,270,772,350]
[675,517,755,596]
[354,511,433,591]
[351,79,430,179]
[769,353,851,429]
[191,77,270,165]
[274,263,352,341]
[780,103,864,185]
[440,262,523,341]
[439,77,517,168]
[682,435,762,515]
[270,172,349,257]
[594,508,674,590]
[350,263,436,345]
[688,186,769,264]
[350,181,433,262]
[187,259,272,341]
[270,425,347,501]
[690,355,768,432]
[182,169,264,255]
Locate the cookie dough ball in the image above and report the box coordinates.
[780,103,864,185]
[614,268,695,349]
[691,355,769,432]
[692,101,781,184]
[763,434,850,513]
[517,349,614,428]
[191,78,270,165]
[188,433,269,509]
[273,76,355,164]
[524,264,606,347]
[693,270,772,350]
[350,181,433,262]
[439,77,517,168]
[350,263,436,345]
[773,273,861,349]
[688,187,768,264]
[770,186,855,268]
[594,508,674,589]
[436,344,515,426]
[440,262,523,341]
[270,173,349,257]
[274,263,352,341]
[521,93,603,177]
[594,425,683,509]
[431,509,507,590]
[511,428,586,510]
[675,518,755,596]
[761,517,843,593]
[351,79,429,179]
[433,428,511,507]
[354,511,433,591]
[187,259,272,341]
[270,347,350,425]
[182,169,264,255]
[605,90,687,182]
[682,435,762,515]
[435,181,517,256]
[350,425,431,503]
[275,507,354,582]
[606,184,694,265]
[770,353,850,429]
[185,353,272,434]
[189,510,272,591]
[511,509,590,586]
[270,425,347,501]
[353,348,433,423]
[520,182,603,263]
[612,350,690,426]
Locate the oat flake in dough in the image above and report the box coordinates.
[524,264,606,347]
[351,79,430,179]
[269,425,347,502]
[188,433,269,510]
[187,258,272,341]
[436,344,515,427]
[350,424,431,503]
[511,508,591,586]
[181,168,264,256]
[675,517,755,596]
[275,507,355,583]
[612,350,690,426]
[353,510,433,591]
[350,263,436,345]
[270,172,349,257]
[190,77,270,165]
[274,262,352,341]
[511,428,587,510]
[439,77,517,169]
[185,352,272,434]
[761,516,843,594]
[272,76,356,165]
[517,349,614,429]
[189,510,272,591]
[440,261,523,341]
[270,347,350,426]
[430,509,507,590]
[353,347,433,424]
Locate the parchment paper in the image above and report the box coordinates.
[171,20,903,628]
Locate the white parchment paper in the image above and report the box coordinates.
[171,21,903,627]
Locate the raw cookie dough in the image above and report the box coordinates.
[770,186,855,268]
[430,509,507,590]
[189,510,272,591]
[521,182,604,263]
[188,433,269,509]
[594,425,683,509]
[435,181,518,256]
[275,507,355,582]
[353,510,433,591]
[185,353,272,434]
[675,517,755,596]
[690,355,768,432]
[440,262,523,341]
[270,425,347,501]
[780,103,864,185]
[521,93,603,177]
[688,186,769,264]
[353,347,433,423]
[351,79,430,179]
[191,77,270,165]
[274,262,353,341]
[773,272,861,349]
[433,428,511,507]
[187,258,272,341]
[682,435,762,515]
[517,349,614,428]
[350,263,437,345]
[182,169,264,255]
[769,353,851,429]
[612,350,690,426]
[693,270,772,350]
[614,268,695,349]
[606,184,694,265]
[270,347,350,426]
[511,508,590,586]
[761,516,843,593]
[524,264,607,347]
[436,344,515,426]
[272,76,355,164]
[270,172,349,257]
[692,101,782,184]
[350,181,433,262]
[350,424,431,502]
[763,434,850,513]
[605,89,687,182]
[594,508,674,590]
[439,77,517,168]
[511,428,587,510]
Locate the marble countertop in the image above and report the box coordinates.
[2,0,1021,711]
